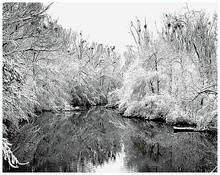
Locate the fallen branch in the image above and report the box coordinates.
[173,126,197,132]
[174,126,217,133]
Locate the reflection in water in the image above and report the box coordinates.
[4,106,217,172]
[123,119,217,172]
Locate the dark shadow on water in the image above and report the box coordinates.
[123,119,217,172]
[4,106,217,172]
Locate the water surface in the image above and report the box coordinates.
[4,106,217,172]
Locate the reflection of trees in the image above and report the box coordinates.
[4,107,216,172]
[6,107,123,172]
[123,119,217,172]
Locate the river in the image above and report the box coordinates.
[3,106,217,172]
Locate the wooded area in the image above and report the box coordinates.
[2,3,217,168]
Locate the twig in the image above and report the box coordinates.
[191,89,217,102]
[211,166,217,172]
[3,3,53,26]
[193,42,200,61]
[4,47,59,56]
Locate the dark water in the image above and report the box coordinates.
[4,106,217,172]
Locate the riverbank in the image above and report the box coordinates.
[105,92,217,133]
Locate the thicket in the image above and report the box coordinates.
[2,2,122,168]
[108,9,217,130]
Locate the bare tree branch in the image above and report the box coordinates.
[3,3,53,26]
[191,88,217,102]
[4,47,59,56]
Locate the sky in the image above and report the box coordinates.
[37,2,218,52]
[46,2,217,53]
